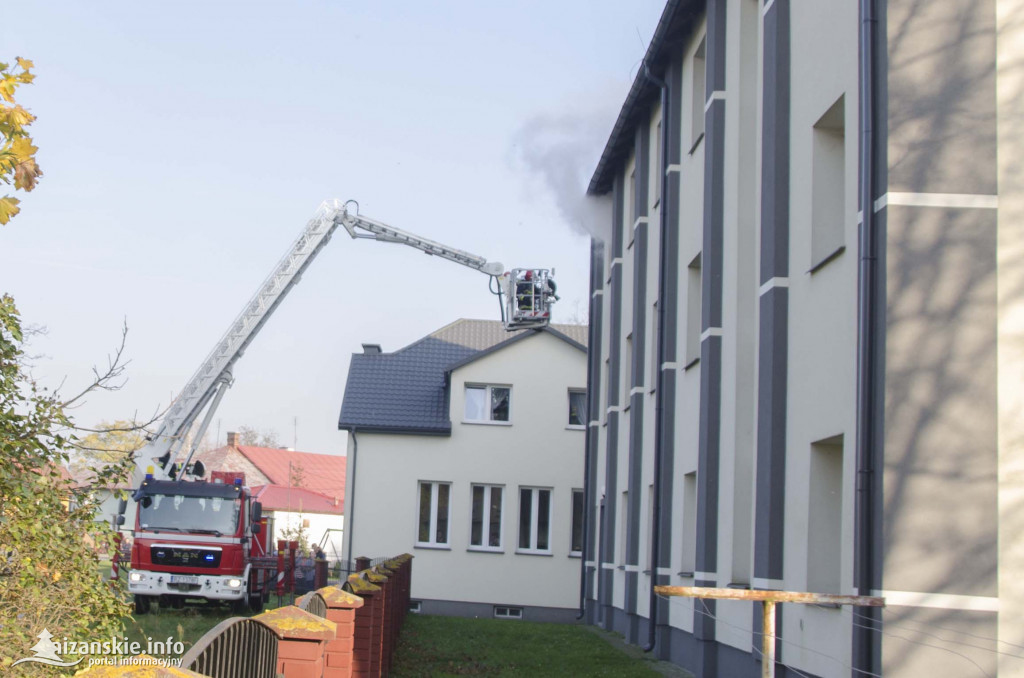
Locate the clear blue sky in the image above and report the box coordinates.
[1,1,664,455]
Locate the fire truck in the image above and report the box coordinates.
[123,199,557,612]
[127,470,270,613]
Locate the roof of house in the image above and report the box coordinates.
[588,0,700,195]
[338,318,588,435]
[200,445,346,505]
[251,484,344,516]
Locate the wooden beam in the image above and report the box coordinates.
[654,586,885,607]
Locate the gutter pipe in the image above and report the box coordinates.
[642,60,670,654]
[853,0,882,675]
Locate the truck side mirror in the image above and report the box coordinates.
[117,498,127,515]
[252,501,263,524]
[115,515,125,526]
[252,523,261,534]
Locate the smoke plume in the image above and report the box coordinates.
[511,111,614,244]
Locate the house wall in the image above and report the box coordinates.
[344,331,586,621]
[585,0,1016,676]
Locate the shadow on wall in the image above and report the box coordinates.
[882,1,1024,674]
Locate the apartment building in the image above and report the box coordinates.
[581,1,1022,676]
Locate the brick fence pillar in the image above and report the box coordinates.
[345,573,383,678]
[365,569,390,676]
[254,605,337,678]
[374,564,399,675]
[319,586,364,678]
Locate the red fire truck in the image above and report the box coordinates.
[127,470,271,613]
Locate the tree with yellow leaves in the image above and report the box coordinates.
[0,57,42,225]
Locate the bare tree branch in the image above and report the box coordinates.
[60,318,130,409]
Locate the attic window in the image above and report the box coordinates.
[465,385,511,424]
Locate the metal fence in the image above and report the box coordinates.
[180,617,279,678]
[296,590,328,618]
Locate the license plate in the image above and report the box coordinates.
[169,575,199,584]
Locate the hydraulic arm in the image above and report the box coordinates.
[133,199,556,484]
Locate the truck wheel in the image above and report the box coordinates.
[231,597,248,614]
[134,595,151,615]
[248,591,264,613]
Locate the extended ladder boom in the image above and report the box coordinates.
[134,200,345,483]
[134,198,552,485]
[337,202,504,276]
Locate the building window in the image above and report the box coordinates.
[680,472,697,576]
[650,300,659,392]
[654,119,663,205]
[517,487,552,554]
[811,95,846,271]
[570,489,584,556]
[691,37,707,151]
[685,253,702,367]
[417,481,451,548]
[568,389,587,428]
[470,484,503,550]
[494,605,523,619]
[807,435,844,594]
[465,385,511,423]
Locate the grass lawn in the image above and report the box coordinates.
[391,615,663,677]
[121,592,301,655]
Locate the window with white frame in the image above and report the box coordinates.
[464,384,511,423]
[417,481,451,547]
[517,487,552,554]
[470,484,503,550]
[570,489,584,556]
[568,389,587,428]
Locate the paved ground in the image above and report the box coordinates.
[584,625,695,678]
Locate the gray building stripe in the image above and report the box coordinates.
[754,289,788,580]
[653,53,683,658]
[585,238,606,615]
[599,173,625,630]
[758,0,790,283]
[625,125,650,640]
[695,2,726,673]
[753,0,790,585]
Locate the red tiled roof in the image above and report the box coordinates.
[251,484,344,516]
[236,446,346,504]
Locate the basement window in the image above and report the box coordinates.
[494,606,523,620]
[409,600,422,614]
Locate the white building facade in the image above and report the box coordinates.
[582,1,1023,677]
[339,319,588,621]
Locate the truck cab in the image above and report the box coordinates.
[128,475,266,613]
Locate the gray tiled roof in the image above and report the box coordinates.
[338,319,588,435]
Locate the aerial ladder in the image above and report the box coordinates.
[132,199,557,484]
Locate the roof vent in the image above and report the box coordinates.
[362,343,382,355]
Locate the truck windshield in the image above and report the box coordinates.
[138,494,240,535]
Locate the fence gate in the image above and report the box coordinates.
[180,617,279,678]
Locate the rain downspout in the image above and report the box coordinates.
[642,60,670,654]
[853,0,882,674]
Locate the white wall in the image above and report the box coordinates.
[346,330,587,611]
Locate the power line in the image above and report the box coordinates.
[849,618,993,678]
[655,592,882,678]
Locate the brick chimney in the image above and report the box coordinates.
[227,431,238,447]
